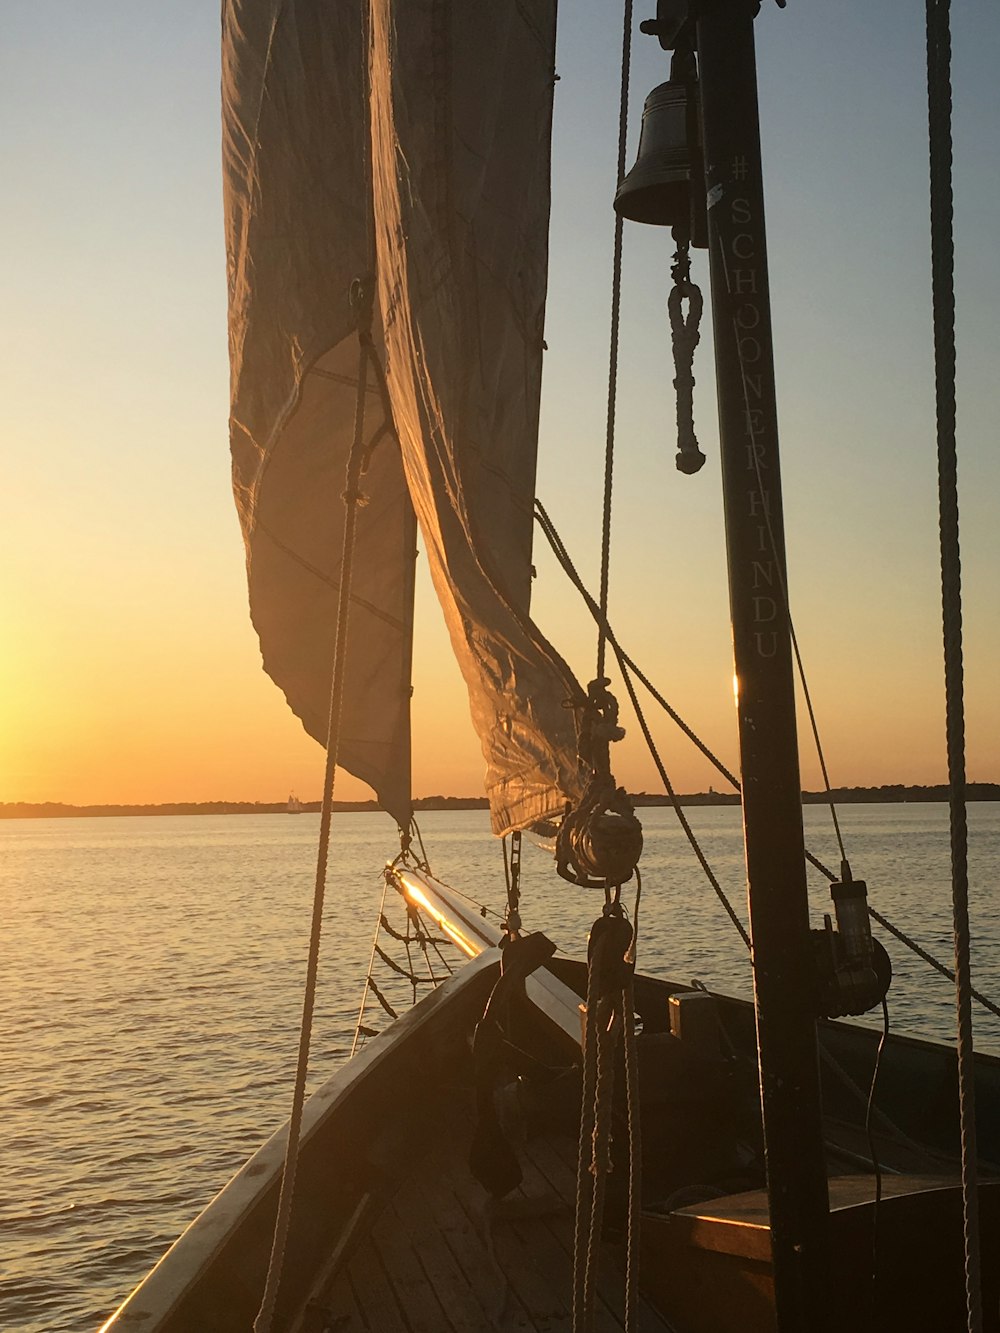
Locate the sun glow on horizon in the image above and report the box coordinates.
[2,4,998,810]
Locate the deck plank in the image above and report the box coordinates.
[390,1175,499,1332]
[313,1272,366,1332]
[347,1238,409,1331]
[371,1200,453,1333]
[317,1108,672,1332]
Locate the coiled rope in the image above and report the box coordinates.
[926,4,982,1329]
[253,284,374,1333]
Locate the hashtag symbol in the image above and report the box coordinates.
[732,155,748,181]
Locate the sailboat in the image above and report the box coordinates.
[101,2,999,1331]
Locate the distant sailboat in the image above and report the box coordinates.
[286,794,302,814]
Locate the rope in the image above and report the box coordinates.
[253,287,372,1333]
[402,903,419,1003]
[377,912,450,949]
[366,974,399,1021]
[668,237,706,475]
[597,0,634,681]
[536,501,749,947]
[867,906,1000,1021]
[573,903,636,1333]
[351,875,391,1057]
[427,932,455,977]
[373,942,433,984]
[926,6,982,1328]
[538,499,1000,1019]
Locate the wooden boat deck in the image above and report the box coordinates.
[307,1122,672,1332]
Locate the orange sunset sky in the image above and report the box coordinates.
[2,3,998,810]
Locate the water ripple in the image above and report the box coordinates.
[2,806,998,1330]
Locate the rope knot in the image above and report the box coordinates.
[668,237,706,475]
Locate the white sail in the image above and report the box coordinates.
[223,0,587,835]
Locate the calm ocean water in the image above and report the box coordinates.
[2,803,999,1332]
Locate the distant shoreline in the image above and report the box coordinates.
[2,784,998,819]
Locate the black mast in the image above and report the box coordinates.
[694,1,831,1326]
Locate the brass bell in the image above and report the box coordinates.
[614,80,707,245]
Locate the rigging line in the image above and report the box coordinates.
[535,501,750,948]
[864,998,890,1330]
[538,498,1000,1014]
[366,974,399,1021]
[596,0,634,682]
[253,292,372,1333]
[351,874,391,1057]
[408,816,432,874]
[401,909,418,1004]
[537,499,740,788]
[428,936,455,976]
[414,864,504,923]
[809,842,1000,1021]
[926,7,982,1330]
[421,928,438,987]
[867,906,1000,1022]
[377,912,451,949]
[713,231,849,871]
[374,942,432,983]
[616,650,750,949]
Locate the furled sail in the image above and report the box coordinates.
[223,2,416,828]
[369,0,587,834]
[223,0,588,836]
